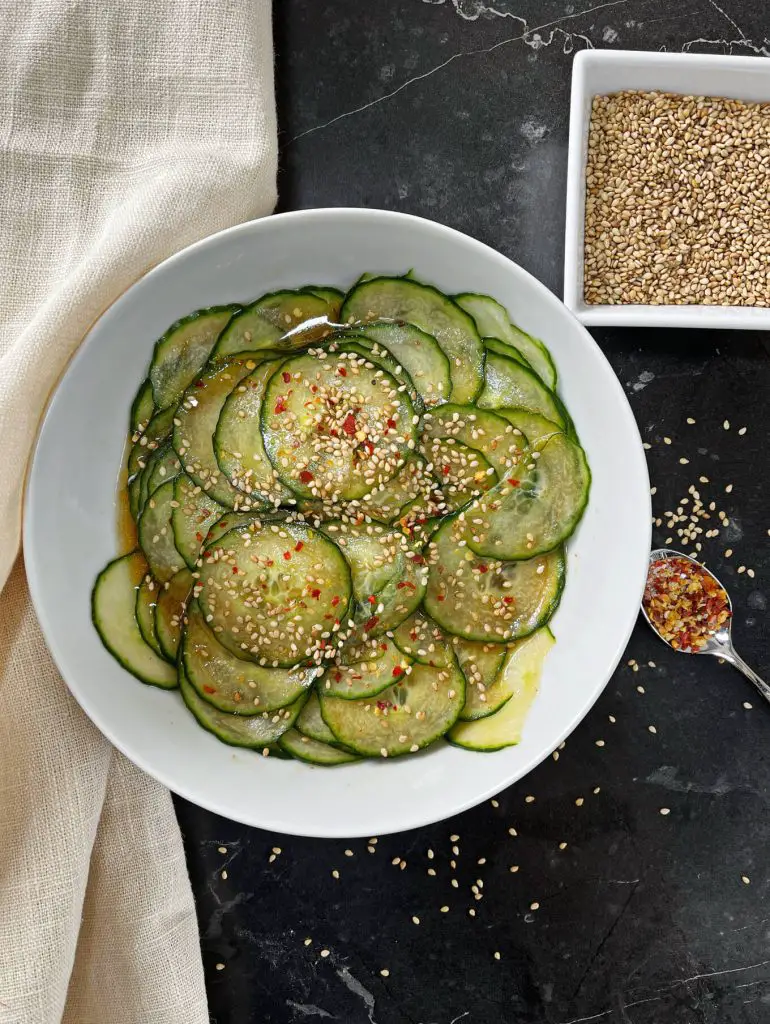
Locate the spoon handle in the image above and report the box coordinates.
[722,649,770,705]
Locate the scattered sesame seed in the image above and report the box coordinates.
[723,420,730,430]
[440,905,449,913]
[559,842,568,850]
[215,962,226,971]
[217,846,227,854]
[530,901,540,911]
[663,437,672,445]
[509,865,519,873]
[320,949,330,958]
[344,849,354,857]
[595,739,605,747]
[494,951,501,961]
[660,807,671,816]
[741,875,751,885]
[738,426,747,435]
[221,870,228,880]
[412,916,420,925]
[525,795,535,804]
[331,870,340,879]
[490,799,499,808]
[648,725,657,734]
[686,417,696,425]
[380,968,390,977]
[743,702,753,710]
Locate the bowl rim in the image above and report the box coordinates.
[24,207,651,836]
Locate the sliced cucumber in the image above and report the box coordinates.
[91,552,177,688]
[359,454,430,524]
[203,510,260,549]
[455,293,557,390]
[127,406,175,478]
[357,322,451,407]
[173,358,257,508]
[149,306,236,411]
[421,404,524,478]
[484,337,532,370]
[171,475,227,569]
[213,358,292,504]
[279,728,360,765]
[183,601,315,713]
[137,479,185,583]
[391,611,453,668]
[144,444,181,497]
[261,350,416,502]
[320,659,465,757]
[155,567,192,662]
[425,438,498,512]
[341,277,485,404]
[128,470,145,522]
[321,638,412,700]
[454,638,507,720]
[307,286,344,318]
[135,575,165,660]
[199,520,352,667]
[180,665,306,748]
[212,290,332,361]
[295,690,338,744]
[448,628,554,749]
[335,338,424,415]
[424,516,565,642]
[467,432,591,560]
[478,352,565,427]
[493,409,561,450]
[130,379,155,436]
[320,520,427,637]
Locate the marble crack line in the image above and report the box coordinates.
[569,879,641,1001]
[283,0,630,148]
[705,0,747,39]
[336,966,377,1024]
[680,36,770,56]
[559,957,770,1024]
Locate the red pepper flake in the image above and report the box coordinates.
[503,596,514,605]
[392,665,404,678]
[337,366,347,377]
[203,685,216,694]
[311,588,321,600]
[363,615,379,631]
[282,551,292,561]
[334,671,342,682]
[331,595,341,607]
[294,541,304,552]
[282,371,291,383]
[363,440,375,455]
[265,559,274,567]
[274,397,287,414]
[436,594,446,602]
[232,565,239,574]
[386,418,397,430]
[194,380,204,389]
[368,595,377,605]
[299,470,314,484]
[376,700,392,711]
[508,478,520,487]
[195,531,204,542]
[310,384,318,393]
[478,564,489,574]
[342,413,357,436]
[442,465,451,476]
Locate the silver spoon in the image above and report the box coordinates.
[641,548,770,705]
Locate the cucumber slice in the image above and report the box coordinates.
[183,601,315,713]
[467,432,591,560]
[454,638,507,720]
[295,690,338,744]
[359,454,430,524]
[320,638,412,700]
[357,322,451,408]
[144,444,181,497]
[341,277,484,404]
[392,611,453,667]
[336,338,424,415]
[137,479,185,583]
[455,293,557,390]
[212,290,332,361]
[425,438,498,512]
[155,567,192,663]
[484,337,532,370]
[173,358,259,508]
[478,352,565,428]
[92,552,177,688]
[149,306,236,411]
[128,470,145,522]
[127,406,175,478]
[320,520,427,637]
[180,665,306,749]
[213,359,292,504]
[421,404,524,478]
[307,286,344,317]
[261,350,416,502]
[199,519,352,667]
[424,516,565,642]
[279,728,360,765]
[320,659,465,757]
[493,409,561,450]
[448,628,554,749]
[171,475,227,569]
[130,379,155,436]
[135,575,165,660]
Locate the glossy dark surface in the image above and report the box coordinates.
[175,4,770,1021]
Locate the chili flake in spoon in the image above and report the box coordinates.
[643,556,731,653]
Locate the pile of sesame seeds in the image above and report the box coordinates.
[585,90,770,307]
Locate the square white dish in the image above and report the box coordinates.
[564,49,770,330]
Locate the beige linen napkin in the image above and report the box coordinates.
[0,1,277,1021]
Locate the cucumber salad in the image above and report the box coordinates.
[92,275,590,765]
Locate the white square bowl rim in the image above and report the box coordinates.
[564,48,770,329]
[24,207,651,837]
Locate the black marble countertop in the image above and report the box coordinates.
[173,4,770,1021]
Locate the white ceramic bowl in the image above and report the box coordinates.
[564,49,770,330]
[25,209,650,838]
